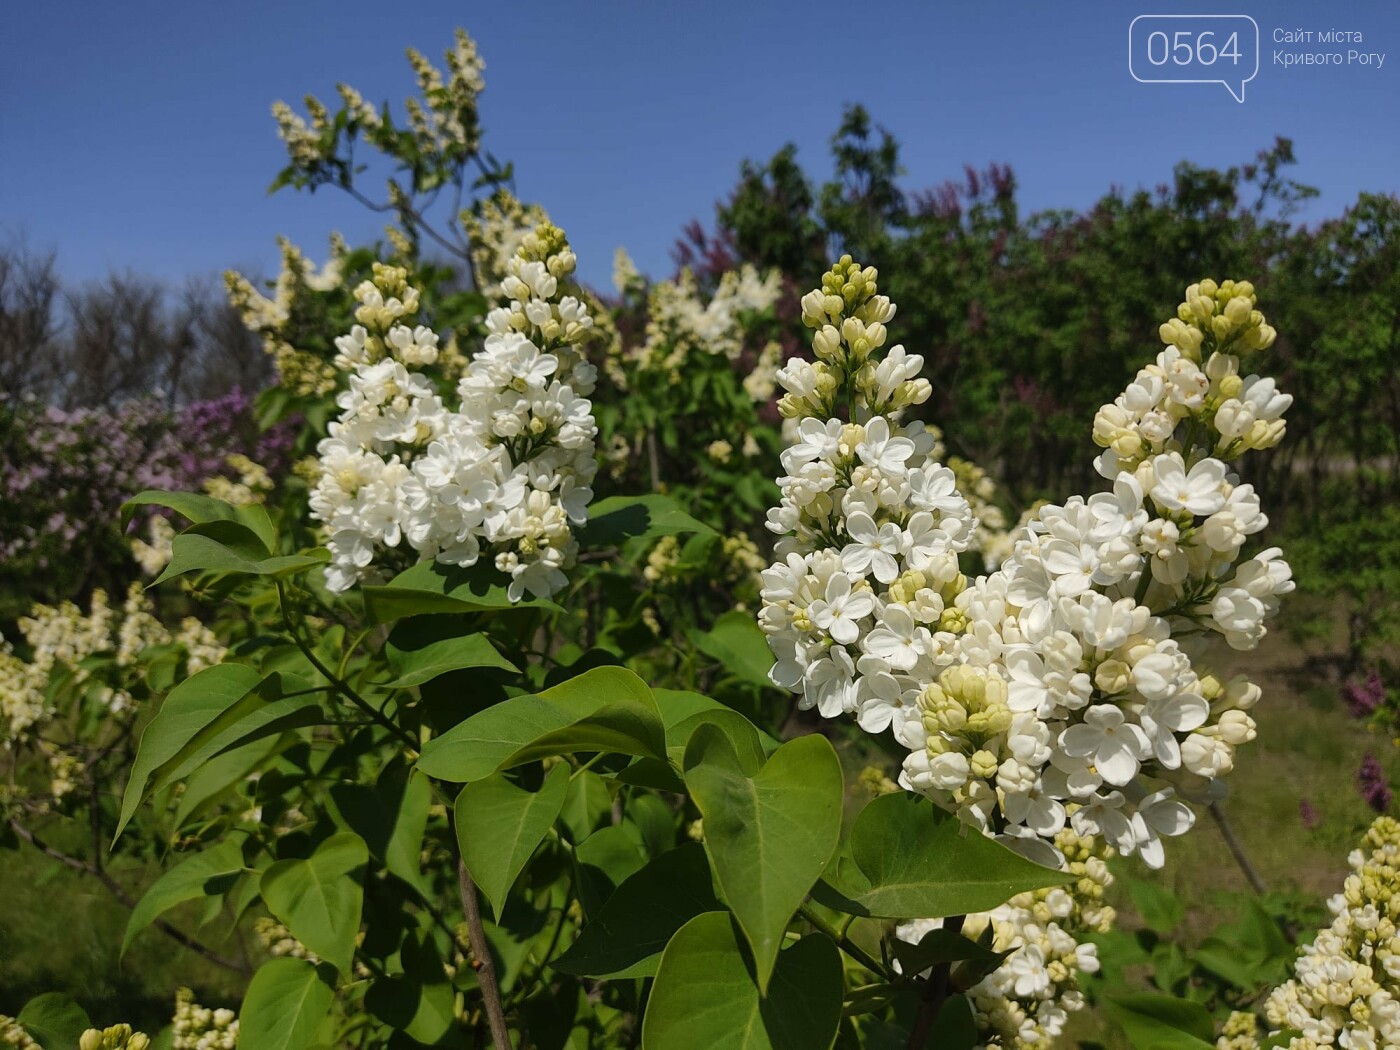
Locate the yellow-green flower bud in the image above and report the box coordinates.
[1094,659,1131,695]
[969,750,999,779]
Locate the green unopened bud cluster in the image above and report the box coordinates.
[1094,277,1291,471]
[79,1026,149,1050]
[0,1017,38,1049]
[172,987,239,1050]
[783,254,929,420]
[1162,279,1276,359]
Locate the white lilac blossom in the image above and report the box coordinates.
[310,225,598,601]
[897,828,1115,1049]
[1,586,223,803]
[606,255,784,396]
[759,256,973,739]
[462,190,553,300]
[171,987,238,1050]
[1218,816,1400,1050]
[762,267,1294,870]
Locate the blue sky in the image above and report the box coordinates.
[3,0,1397,292]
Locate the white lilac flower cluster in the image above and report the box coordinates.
[172,987,238,1050]
[310,226,598,600]
[607,253,784,394]
[254,916,319,962]
[131,515,176,576]
[949,456,1013,569]
[1,586,223,800]
[202,454,273,508]
[404,28,486,157]
[462,190,553,299]
[759,259,973,737]
[1219,816,1400,1050]
[898,827,1115,1049]
[1,585,223,742]
[225,237,347,397]
[762,266,1294,869]
[0,1016,39,1049]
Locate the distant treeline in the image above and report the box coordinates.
[675,109,1400,517]
[0,239,267,408]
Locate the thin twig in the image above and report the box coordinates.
[9,818,248,973]
[458,859,513,1049]
[905,914,965,1049]
[797,902,892,980]
[646,430,661,492]
[277,581,417,750]
[1209,800,1269,896]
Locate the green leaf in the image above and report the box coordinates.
[1127,877,1184,934]
[890,928,1008,984]
[383,618,518,687]
[816,793,1069,919]
[555,842,720,978]
[930,995,978,1050]
[688,611,778,690]
[617,690,775,792]
[117,669,322,842]
[362,559,560,624]
[152,520,326,585]
[455,763,570,920]
[558,769,614,843]
[1105,994,1217,1049]
[122,838,245,957]
[574,825,646,917]
[683,726,843,992]
[621,792,677,858]
[641,914,841,1050]
[173,735,281,831]
[653,689,778,756]
[261,832,368,974]
[364,931,456,1043]
[329,770,432,893]
[238,958,337,1050]
[115,663,263,841]
[121,489,276,552]
[365,974,456,1044]
[15,993,91,1049]
[579,494,716,548]
[417,666,667,782]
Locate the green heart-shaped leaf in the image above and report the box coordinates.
[641,913,841,1050]
[683,726,842,991]
[455,763,570,920]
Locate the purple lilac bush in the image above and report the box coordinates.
[0,390,292,612]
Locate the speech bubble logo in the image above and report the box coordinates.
[1129,15,1260,103]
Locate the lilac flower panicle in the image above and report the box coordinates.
[1343,669,1386,719]
[1358,752,1392,813]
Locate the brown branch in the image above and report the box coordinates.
[1209,800,1269,896]
[8,818,248,973]
[458,859,513,1049]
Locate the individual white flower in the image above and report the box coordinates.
[842,512,903,583]
[856,417,914,475]
[1059,705,1151,786]
[810,574,874,645]
[1149,453,1228,516]
[861,604,928,671]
